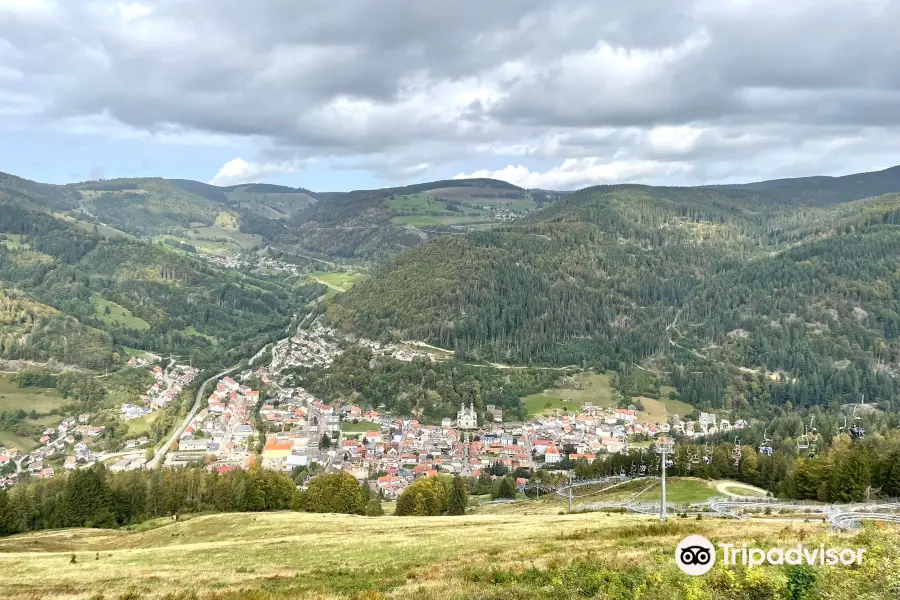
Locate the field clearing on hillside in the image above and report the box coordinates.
[184,226,264,255]
[312,271,369,292]
[423,186,524,200]
[90,293,151,331]
[522,372,616,416]
[126,411,160,437]
[214,211,239,229]
[71,220,135,240]
[635,396,694,424]
[0,375,67,413]
[1,234,25,249]
[0,431,38,452]
[390,214,491,226]
[183,326,215,343]
[388,193,449,214]
[0,511,877,600]
[464,198,538,212]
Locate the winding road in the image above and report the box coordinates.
[145,365,240,469]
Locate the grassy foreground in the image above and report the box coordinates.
[0,510,896,600]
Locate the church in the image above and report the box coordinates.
[456,402,478,430]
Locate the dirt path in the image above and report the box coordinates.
[714,481,769,497]
[311,277,346,292]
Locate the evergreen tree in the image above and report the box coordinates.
[492,477,517,500]
[882,450,900,498]
[828,449,872,503]
[447,476,468,515]
[365,499,385,516]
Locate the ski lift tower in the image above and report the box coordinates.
[655,436,675,522]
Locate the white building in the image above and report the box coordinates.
[544,446,561,464]
[457,402,478,430]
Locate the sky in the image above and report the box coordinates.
[2,0,900,192]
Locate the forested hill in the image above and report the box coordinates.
[0,172,556,262]
[279,178,554,262]
[0,194,316,370]
[325,183,900,410]
[716,164,900,205]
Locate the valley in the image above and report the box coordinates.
[2,166,900,600]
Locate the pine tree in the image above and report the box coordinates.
[883,450,900,497]
[365,499,385,516]
[492,477,517,500]
[447,476,468,515]
[828,449,872,503]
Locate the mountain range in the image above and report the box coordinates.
[325,167,900,412]
[3,165,900,414]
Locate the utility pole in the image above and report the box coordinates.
[655,437,674,522]
[568,472,573,513]
[660,449,667,522]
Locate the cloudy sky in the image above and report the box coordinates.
[3,0,900,191]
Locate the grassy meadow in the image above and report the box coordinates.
[0,375,67,414]
[0,375,67,451]
[634,396,694,425]
[522,372,617,416]
[0,510,894,600]
[387,194,494,226]
[340,420,381,433]
[312,272,369,293]
[90,293,151,331]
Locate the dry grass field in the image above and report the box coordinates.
[0,509,896,600]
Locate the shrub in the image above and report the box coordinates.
[396,477,447,516]
[365,499,385,517]
[786,565,817,600]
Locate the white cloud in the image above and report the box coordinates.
[403,162,432,175]
[210,157,300,186]
[116,1,150,22]
[0,0,56,16]
[6,0,900,188]
[455,159,693,189]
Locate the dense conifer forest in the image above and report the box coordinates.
[326,182,900,411]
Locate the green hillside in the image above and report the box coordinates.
[326,184,900,411]
[281,178,548,261]
[75,179,223,236]
[0,197,314,369]
[0,288,115,370]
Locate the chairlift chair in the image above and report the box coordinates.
[806,429,819,456]
[850,407,865,439]
[758,428,773,457]
[731,438,742,460]
[796,426,810,451]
